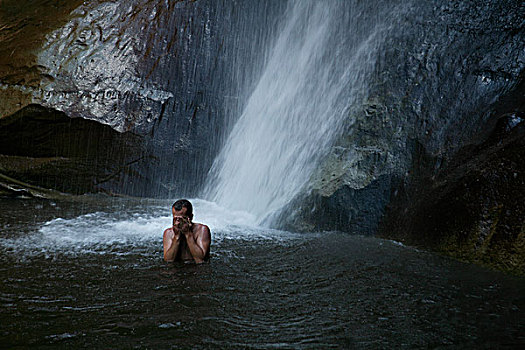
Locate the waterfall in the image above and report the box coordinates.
[203,0,393,224]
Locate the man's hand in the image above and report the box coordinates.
[173,216,192,235]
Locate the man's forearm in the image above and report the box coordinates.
[164,236,181,262]
[184,235,206,263]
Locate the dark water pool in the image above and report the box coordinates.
[0,197,523,349]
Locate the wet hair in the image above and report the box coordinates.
[172,199,193,218]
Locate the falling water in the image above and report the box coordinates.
[203,0,394,223]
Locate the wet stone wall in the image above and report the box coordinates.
[0,0,286,197]
[273,0,524,273]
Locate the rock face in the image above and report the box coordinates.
[283,0,524,229]
[382,112,525,274]
[0,0,86,117]
[0,0,285,197]
[273,0,524,273]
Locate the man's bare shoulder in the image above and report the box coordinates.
[163,227,174,239]
[192,223,210,236]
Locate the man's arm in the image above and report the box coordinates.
[184,224,211,264]
[163,228,181,262]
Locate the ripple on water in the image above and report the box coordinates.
[0,198,523,349]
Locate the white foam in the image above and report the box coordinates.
[0,199,300,257]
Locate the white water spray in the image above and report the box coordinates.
[204,1,387,223]
[0,199,296,257]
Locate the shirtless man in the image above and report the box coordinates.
[163,199,211,263]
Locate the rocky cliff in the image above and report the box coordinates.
[274,0,524,273]
[0,0,284,196]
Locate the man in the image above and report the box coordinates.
[163,199,211,263]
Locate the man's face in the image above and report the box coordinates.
[172,207,191,229]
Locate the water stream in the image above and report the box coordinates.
[203,1,397,223]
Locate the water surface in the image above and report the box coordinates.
[0,197,523,348]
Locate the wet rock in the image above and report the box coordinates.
[0,104,152,196]
[275,0,524,273]
[276,174,397,235]
[0,0,85,117]
[0,0,285,197]
[380,116,525,274]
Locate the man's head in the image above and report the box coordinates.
[172,199,193,220]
